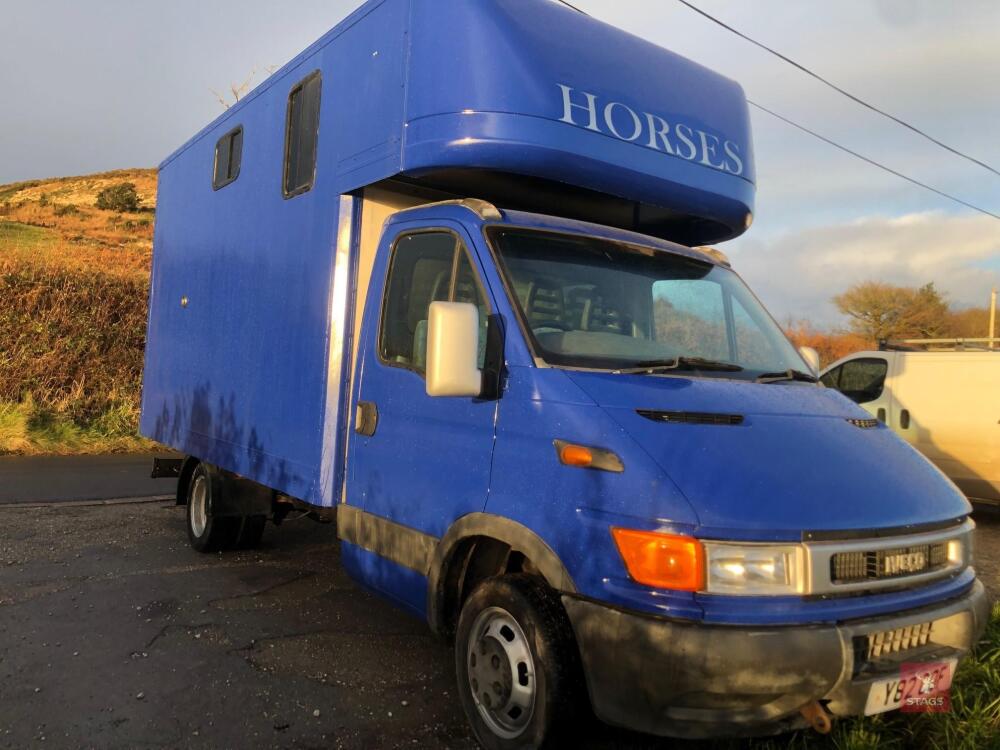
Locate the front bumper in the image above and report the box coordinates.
[563,580,990,739]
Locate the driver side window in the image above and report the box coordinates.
[827,358,888,404]
[820,365,842,389]
[379,231,488,374]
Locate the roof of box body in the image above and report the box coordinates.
[161,0,756,244]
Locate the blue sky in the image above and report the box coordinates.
[2,0,998,326]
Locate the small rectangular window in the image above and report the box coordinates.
[212,126,243,190]
[283,71,322,198]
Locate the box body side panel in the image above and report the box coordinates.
[140,2,409,504]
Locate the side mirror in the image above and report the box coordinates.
[799,346,820,374]
[426,301,482,397]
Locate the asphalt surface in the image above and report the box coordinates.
[0,499,997,749]
[0,454,175,504]
[0,500,686,750]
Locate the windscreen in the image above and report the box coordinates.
[488,228,805,380]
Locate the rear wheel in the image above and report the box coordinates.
[186,464,240,552]
[455,575,583,750]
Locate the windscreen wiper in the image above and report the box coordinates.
[613,357,744,375]
[755,369,819,384]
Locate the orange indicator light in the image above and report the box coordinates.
[611,528,705,591]
[559,443,594,467]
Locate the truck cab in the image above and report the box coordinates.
[339,198,987,741]
[141,0,990,745]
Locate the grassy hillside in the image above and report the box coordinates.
[0,169,157,454]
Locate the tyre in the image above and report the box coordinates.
[186,464,240,553]
[455,574,584,750]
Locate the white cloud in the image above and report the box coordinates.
[728,212,1000,327]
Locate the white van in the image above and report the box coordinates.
[821,347,999,506]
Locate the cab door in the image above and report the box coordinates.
[343,222,497,590]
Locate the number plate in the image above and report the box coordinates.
[864,659,956,715]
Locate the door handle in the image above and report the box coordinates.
[877,407,886,423]
[355,401,378,437]
[900,409,910,429]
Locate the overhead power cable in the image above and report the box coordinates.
[676,0,1000,178]
[551,0,998,220]
[749,101,1000,221]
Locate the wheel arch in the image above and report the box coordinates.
[426,513,576,638]
[176,456,200,506]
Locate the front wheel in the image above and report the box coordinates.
[455,575,584,750]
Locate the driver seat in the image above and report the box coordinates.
[586,294,629,334]
[412,270,452,371]
[525,278,566,330]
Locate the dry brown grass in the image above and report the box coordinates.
[0,169,158,454]
[0,168,156,275]
[0,167,157,208]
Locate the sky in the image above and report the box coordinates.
[1,0,998,327]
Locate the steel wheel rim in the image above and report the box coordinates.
[466,606,536,739]
[190,475,208,537]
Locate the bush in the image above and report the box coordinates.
[0,255,148,423]
[54,204,80,217]
[95,182,140,213]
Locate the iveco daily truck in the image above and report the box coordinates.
[141,0,990,746]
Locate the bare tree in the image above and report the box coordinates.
[211,65,278,110]
[833,281,949,343]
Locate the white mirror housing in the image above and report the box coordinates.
[426,301,482,397]
[799,346,821,374]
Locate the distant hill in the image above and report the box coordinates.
[0,168,159,454]
[0,168,157,277]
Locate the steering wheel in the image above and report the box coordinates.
[532,320,571,334]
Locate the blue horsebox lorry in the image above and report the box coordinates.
[141,0,989,745]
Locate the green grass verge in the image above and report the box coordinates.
[0,398,154,455]
[0,220,58,247]
[735,603,1000,750]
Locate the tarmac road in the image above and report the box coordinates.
[0,498,997,749]
[0,500,477,749]
[0,500,685,750]
[0,454,174,505]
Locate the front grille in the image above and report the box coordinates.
[865,621,934,660]
[846,418,879,429]
[636,410,744,426]
[831,543,949,584]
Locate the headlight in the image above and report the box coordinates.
[611,529,807,596]
[703,542,806,596]
[948,538,966,566]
